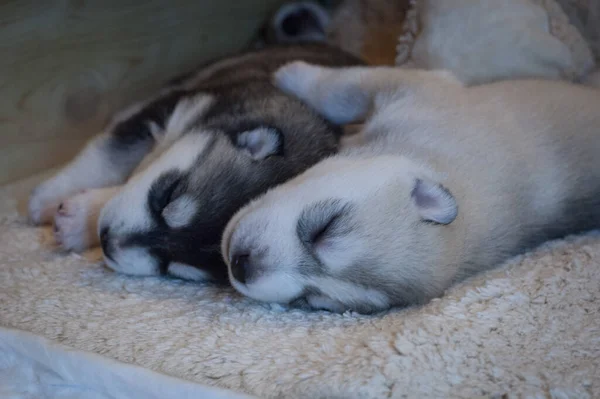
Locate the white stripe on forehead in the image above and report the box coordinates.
[144,94,214,158]
[132,94,214,175]
[100,133,213,234]
[164,95,214,141]
[131,132,213,189]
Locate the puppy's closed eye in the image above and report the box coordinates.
[297,199,354,249]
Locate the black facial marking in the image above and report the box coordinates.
[109,91,187,150]
[146,135,218,223]
[124,229,229,282]
[148,170,185,220]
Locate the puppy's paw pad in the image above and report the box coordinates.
[28,181,79,225]
[53,193,97,252]
[29,186,60,225]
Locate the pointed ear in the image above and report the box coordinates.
[272,2,330,43]
[236,127,283,160]
[411,179,458,225]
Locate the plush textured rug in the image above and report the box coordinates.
[1,173,599,399]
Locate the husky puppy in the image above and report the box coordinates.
[28,44,363,282]
[254,0,412,66]
[222,62,600,313]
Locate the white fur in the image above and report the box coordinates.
[168,263,212,281]
[29,93,188,226]
[28,100,145,226]
[28,135,130,225]
[28,90,212,245]
[164,95,214,145]
[222,63,600,312]
[99,133,213,245]
[128,94,214,178]
[408,0,585,85]
[32,92,214,257]
[97,127,217,277]
[274,61,372,125]
[163,195,198,229]
[236,127,281,160]
[103,246,160,277]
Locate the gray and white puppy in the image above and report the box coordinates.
[222,62,600,313]
[28,44,363,282]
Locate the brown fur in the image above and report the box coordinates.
[327,0,412,65]
[255,0,412,66]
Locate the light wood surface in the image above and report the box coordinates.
[0,0,282,185]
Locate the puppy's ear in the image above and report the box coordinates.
[411,179,458,225]
[271,2,330,43]
[236,127,283,160]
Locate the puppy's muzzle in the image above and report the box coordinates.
[230,253,259,285]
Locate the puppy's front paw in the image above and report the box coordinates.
[29,180,73,225]
[53,189,109,252]
[275,61,363,125]
[274,61,327,99]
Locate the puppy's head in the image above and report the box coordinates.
[222,155,460,313]
[98,82,342,282]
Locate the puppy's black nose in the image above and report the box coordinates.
[99,227,114,260]
[231,254,251,285]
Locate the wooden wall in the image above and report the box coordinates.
[0,0,283,185]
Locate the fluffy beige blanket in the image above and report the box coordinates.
[395,0,599,84]
[2,2,600,396]
[1,172,599,398]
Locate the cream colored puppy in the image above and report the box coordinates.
[221,62,600,313]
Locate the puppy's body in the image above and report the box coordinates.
[223,63,600,313]
[29,44,363,281]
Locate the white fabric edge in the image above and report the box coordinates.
[0,326,258,399]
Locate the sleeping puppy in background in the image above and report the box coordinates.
[28,43,363,282]
[222,62,600,313]
[254,0,412,66]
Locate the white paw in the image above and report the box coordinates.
[53,188,115,252]
[29,179,76,225]
[274,61,325,99]
[274,61,361,125]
